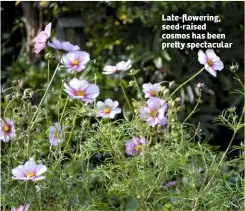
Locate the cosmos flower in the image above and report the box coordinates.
[12,160,47,182]
[140,98,168,127]
[164,180,177,189]
[64,78,99,103]
[95,99,121,119]
[142,83,161,98]
[61,51,90,73]
[48,123,63,146]
[125,137,148,156]
[34,22,51,54]
[0,118,15,142]
[198,49,224,77]
[103,59,132,75]
[11,204,30,211]
[48,38,80,52]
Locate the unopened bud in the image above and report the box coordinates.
[163,89,170,97]
[177,106,184,112]
[170,101,176,107]
[161,86,166,92]
[128,69,140,76]
[44,52,54,60]
[175,97,181,104]
[169,81,175,88]
[128,80,135,87]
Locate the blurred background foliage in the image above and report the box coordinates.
[1,1,244,155]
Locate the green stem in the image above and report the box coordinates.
[45,59,50,124]
[193,106,245,210]
[32,183,41,210]
[4,98,16,118]
[27,61,61,158]
[59,96,69,124]
[30,60,61,129]
[183,91,202,125]
[234,72,245,89]
[63,110,78,153]
[119,79,134,114]
[203,106,245,191]
[24,181,28,201]
[133,76,143,100]
[169,67,204,98]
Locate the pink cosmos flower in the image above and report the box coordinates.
[140,98,168,127]
[48,123,63,146]
[12,160,47,182]
[95,99,121,119]
[164,180,177,189]
[61,51,90,73]
[125,137,148,156]
[0,118,15,142]
[64,78,99,103]
[143,83,161,98]
[48,38,80,52]
[103,60,132,75]
[198,49,224,77]
[11,204,30,211]
[34,22,51,54]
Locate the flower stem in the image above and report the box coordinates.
[30,60,61,129]
[119,79,134,114]
[27,60,61,158]
[169,67,204,98]
[183,91,202,125]
[59,96,69,124]
[45,59,50,124]
[192,106,245,210]
[32,183,41,210]
[133,76,143,100]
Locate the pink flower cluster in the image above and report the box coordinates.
[34,23,90,73]
[5,23,226,210]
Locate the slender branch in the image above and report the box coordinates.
[169,67,204,98]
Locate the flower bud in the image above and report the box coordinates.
[170,100,176,107]
[177,106,185,112]
[161,86,166,92]
[128,69,140,76]
[128,80,135,87]
[44,52,54,60]
[163,89,170,97]
[175,97,181,104]
[229,63,239,72]
[169,81,175,88]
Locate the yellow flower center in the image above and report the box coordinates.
[207,59,213,66]
[3,124,10,132]
[76,91,85,96]
[72,60,79,66]
[26,172,35,178]
[150,90,157,97]
[103,108,111,114]
[135,145,141,151]
[54,131,60,139]
[150,109,158,117]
